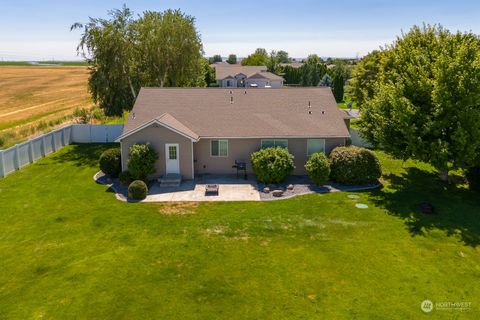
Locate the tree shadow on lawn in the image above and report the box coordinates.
[49,143,117,168]
[368,167,480,247]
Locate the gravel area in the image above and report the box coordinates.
[257,176,380,200]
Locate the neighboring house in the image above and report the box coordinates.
[214,65,284,88]
[116,88,351,180]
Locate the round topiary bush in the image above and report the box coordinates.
[251,147,295,184]
[466,166,480,191]
[99,148,121,178]
[305,152,330,186]
[119,170,133,186]
[128,180,148,200]
[128,143,158,181]
[329,146,381,185]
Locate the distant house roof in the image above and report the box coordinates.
[214,65,267,80]
[248,71,284,81]
[119,88,350,140]
[280,62,304,68]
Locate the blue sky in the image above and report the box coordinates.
[0,0,479,60]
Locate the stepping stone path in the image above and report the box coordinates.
[347,194,360,199]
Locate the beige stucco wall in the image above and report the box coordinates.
[194,137,346,176]
[120,124,193,180]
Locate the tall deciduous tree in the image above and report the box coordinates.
[349,50,384,107]
[133,10,204,88]
[241,48,269,66]
[227,54,237,64]
[72,6,137,116]
[359,25,480,180]
[210,54,222,63]
[72,6,204,116]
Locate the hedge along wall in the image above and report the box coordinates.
[0,124,124,178]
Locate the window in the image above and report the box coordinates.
[211,140,228,157]
[261,139,288,149]
[226,80,232,87]
[168,145,177,160]
[307,139,325,156]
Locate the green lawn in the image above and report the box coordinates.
[0,144,479,319]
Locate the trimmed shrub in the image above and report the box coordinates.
[466,166,480,191]
[329,146,381,185]
[119,170,133,186]
[128,180,148,200]
[251,147,295,184]
[305,152,330,186]
[99,148,121,178]
[128,143,158,181]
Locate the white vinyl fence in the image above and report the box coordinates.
[0,124,124,178]
[349,128,374,148]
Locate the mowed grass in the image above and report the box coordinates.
[0,144,479,319]
[0,66,92,131]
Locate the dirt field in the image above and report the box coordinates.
[0,66,92,131]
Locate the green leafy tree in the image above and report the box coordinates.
[349,50,384,107]
[276,50,290,63]
[227,54,237,64]
[133,10,204,88]
[241,48,269,66]
[72,6,204,116]
[202,58,216,86]
[332,71,345,102]
[72,6,138,116]
[210,54,222,63]
[359,24,480,180]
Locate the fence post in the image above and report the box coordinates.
[14,145,20,170]
[0,151,5,178]
[51,133,56,152]
[28,140,34,163]
[41,136,46,156]
[61,127,66,146]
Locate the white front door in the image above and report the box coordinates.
[165,143,180,174]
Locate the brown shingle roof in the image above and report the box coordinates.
[248,71,284,81]
[122,88,350,139]
[214,65,267,80]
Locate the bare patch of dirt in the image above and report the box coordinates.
[159,202,199,215]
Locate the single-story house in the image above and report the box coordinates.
[214,65,284,88]
[116,88,351,180]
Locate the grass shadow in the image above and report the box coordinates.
[369,167,480,247]
[50,143,118,167]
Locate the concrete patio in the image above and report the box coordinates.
[145,175,260,202]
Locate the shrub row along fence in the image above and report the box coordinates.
[0,124,124,178]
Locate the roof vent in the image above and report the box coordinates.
[230,96,234,104]
[322,111,325,114]
[244,90,247,94]
[132,112,136,119]
[308,110,312,115]
[229,90,233,94]
[308,101,311,107]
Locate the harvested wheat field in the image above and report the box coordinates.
[0,66,92,131]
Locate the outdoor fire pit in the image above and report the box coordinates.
[205,184,219,195]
